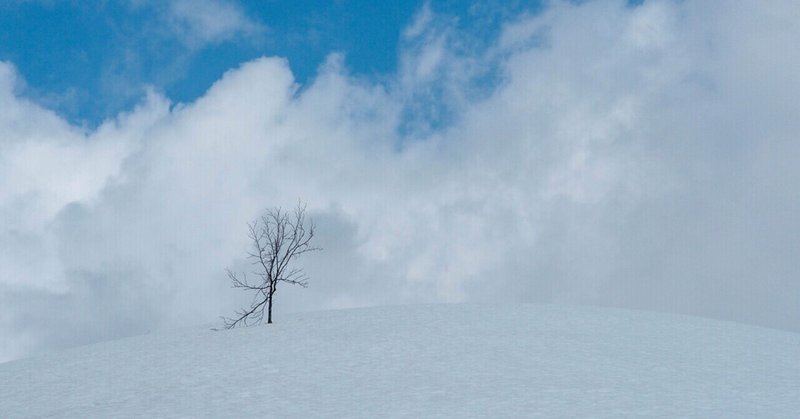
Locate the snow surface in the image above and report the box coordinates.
[1,304,799,418]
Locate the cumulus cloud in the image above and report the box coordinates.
[2,0,800,362]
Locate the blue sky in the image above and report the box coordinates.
[0,0,546,125]
[1,0,799,362]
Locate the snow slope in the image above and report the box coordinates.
[1,304,798,418]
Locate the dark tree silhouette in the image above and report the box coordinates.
[223,203,320,328]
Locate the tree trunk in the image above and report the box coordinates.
[267,283,275,324]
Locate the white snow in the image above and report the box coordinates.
[1,304,798,418]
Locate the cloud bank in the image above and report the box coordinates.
[2,0,799,361]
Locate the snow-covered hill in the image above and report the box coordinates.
[1,304,798,418]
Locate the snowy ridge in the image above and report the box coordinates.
[1,304,799,417]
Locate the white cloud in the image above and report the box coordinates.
[166,0,266,48]
[2,0,800,362]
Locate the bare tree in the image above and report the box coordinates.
[223,203,320,328]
